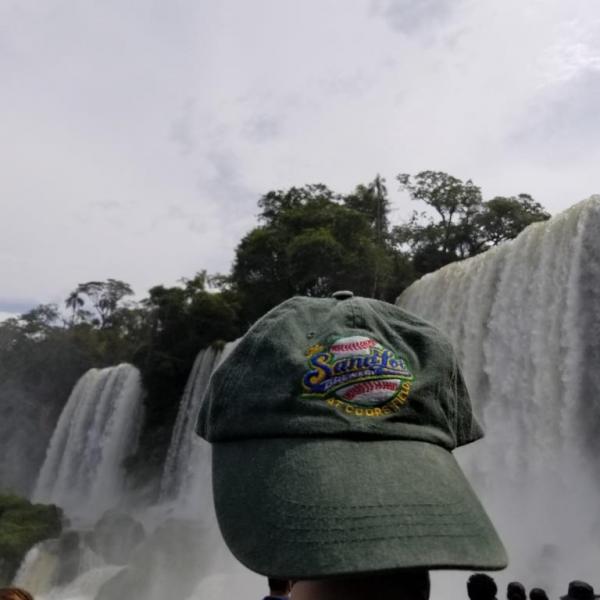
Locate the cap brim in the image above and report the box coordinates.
[212,438,508,579]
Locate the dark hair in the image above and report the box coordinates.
[507,581,527,600]
[369,570,430,600]
[268,578,289,594]
[529,588,549,600]
[0,589,34,600]
[467,573,498,600]
[300,570,431,600]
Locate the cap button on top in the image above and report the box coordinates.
[331,290,354,300]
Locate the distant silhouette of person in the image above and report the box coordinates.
[529,588,548,600]
[559,581,600,600]
[507,581,527,600]
[467,574,498,600]
[264,577,290,599]
[0,588,34,600]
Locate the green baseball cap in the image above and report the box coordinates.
[197,292,508,579]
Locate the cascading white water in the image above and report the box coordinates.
[147,341,262,599]
[77,341,260,600]
[13,542,60,596]
[13,538,105,598]
[159,342,238,513]
[160,346,219,503]
[398,196,600,598]
[17,347,262,600]
[33,364,144,522]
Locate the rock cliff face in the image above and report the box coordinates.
[86,510,145,566]
[0,494,62,585]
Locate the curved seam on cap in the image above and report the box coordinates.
[267,514,474,528]
[278,521,478,533]
[451,356,460,447]
[264,531,485,544]
[268,494,465,511]
[349,297,358,328]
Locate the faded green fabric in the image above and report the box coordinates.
[197,293,507,578]
[198,295,482,447]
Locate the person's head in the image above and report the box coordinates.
[198,294,507,595]
[290,570,430,600]
[507,581,527,600]
[467,573,498,600]
[529,588,548,600]
[0,588,34,600]
[268,577,290,596]
[560,581,600,600]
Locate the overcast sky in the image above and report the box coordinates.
[1,0,599,316]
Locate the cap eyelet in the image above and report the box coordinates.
[331,290,354,300]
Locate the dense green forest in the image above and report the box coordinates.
[0,171,550,486]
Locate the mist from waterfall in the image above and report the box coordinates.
[398,196,600,599]
[19,349,261,600]
[33,364,144,522]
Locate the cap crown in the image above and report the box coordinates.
[197,294,482,449]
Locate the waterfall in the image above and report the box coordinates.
[13,537,105,598]
[159,341,237,513]
[397,196,600,597]
[159,346,220,503]
[13,542,60,597]
[16,347,262,600]
[33,364,144,522]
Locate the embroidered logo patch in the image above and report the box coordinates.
[301,335,414,417]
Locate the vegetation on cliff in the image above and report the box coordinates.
[0,494,62,585]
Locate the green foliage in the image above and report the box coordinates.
[395,171,550,276]
[344,176,390,232]
[128,273,241,475]
[65,279,134,327]
[475,194,551,246]
[231,179,413,324]
[0,494,62,585]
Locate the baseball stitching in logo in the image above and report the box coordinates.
[301,335,414,417]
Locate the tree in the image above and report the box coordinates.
[395,171,482,272]
[475,194,550,247]
[65,289,88,325]
[16,304,61,337]
[230,181,412,324]
[65,279,134,328]
[394,171,550,276]
[344,175,393,297]
[344,174,389,235]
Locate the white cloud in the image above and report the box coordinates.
[1,0,599,306]
[370,0,460,35]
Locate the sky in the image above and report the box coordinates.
[1,0,600,316]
